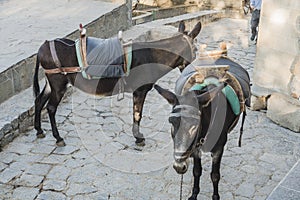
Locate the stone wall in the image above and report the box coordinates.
[0,3,131,104]
[140,0,244,16]
[252,0,300,132]
[201,0,241,10]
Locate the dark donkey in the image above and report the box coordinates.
[33,22,201,146]
[155,56,251,200]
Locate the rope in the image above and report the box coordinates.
[180,174,183,200]
[55,38,75,47]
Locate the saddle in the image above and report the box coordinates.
[76,26,132,79]
[175,44,251,115]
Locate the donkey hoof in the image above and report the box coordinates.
[36,133,46,138]
[135,138,145,147]
[212,194,220,200]
[56,140,66,147]
[188,196,197,200]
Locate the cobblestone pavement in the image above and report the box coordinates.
[0,18,300,200]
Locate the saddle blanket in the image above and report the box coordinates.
[76,37,126,78]
[175,56,251,114]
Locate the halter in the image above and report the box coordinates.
[170,104,204,151]
[170,104,201,120]
[170,101,220,153]
[180,35,196,69]
[182,35,195,60]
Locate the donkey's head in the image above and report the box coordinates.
[154,83,226,174]
[175,21,202,71]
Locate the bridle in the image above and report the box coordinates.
[170,104,201,120]
[172,104,203,200]
[179,35,197,70]
[182,34,196,61]
[170,92,221,154]
[170,104,204,154]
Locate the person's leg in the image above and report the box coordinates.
[251,10,260,40]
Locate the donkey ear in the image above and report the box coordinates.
[178,21,186,33]
[188,22,202,39]
[197,83,226,106]
[154,85,177,106]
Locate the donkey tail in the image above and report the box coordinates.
[33,54,40,98]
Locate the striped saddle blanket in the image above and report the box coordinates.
[76,37,131,79]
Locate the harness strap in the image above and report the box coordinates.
[238,110,247,147]
[173,104,199,111]
[170,105,201,120]
[44,67,81,74]
[182,34,194,61]
[123,42,132,76]
[49,40,62,68]
[224,71,246,113]
[80,27,88,67]
[75,39,90,78]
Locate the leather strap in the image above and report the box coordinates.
[44,67,81,74]
[182,34,194,61]
[49,40,62,68]
[123,42,132,76]
[80,35,88,67]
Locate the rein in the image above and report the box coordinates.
[179,174,183,200]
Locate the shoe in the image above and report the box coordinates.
[250,34,255,41]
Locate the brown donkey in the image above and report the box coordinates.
[33,22,201,146]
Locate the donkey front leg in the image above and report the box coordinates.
[210,147,224,200]
[132,84,153,146]
[189,150,202,200]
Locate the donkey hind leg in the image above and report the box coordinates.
[132,84,153,146]
[189,150,202,200]
[34,80,51,138]
[47,87,67,147]
[210,147,224,200]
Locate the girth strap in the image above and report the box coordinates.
[44,67,81,74]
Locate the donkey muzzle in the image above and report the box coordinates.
[173,160,189,174]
